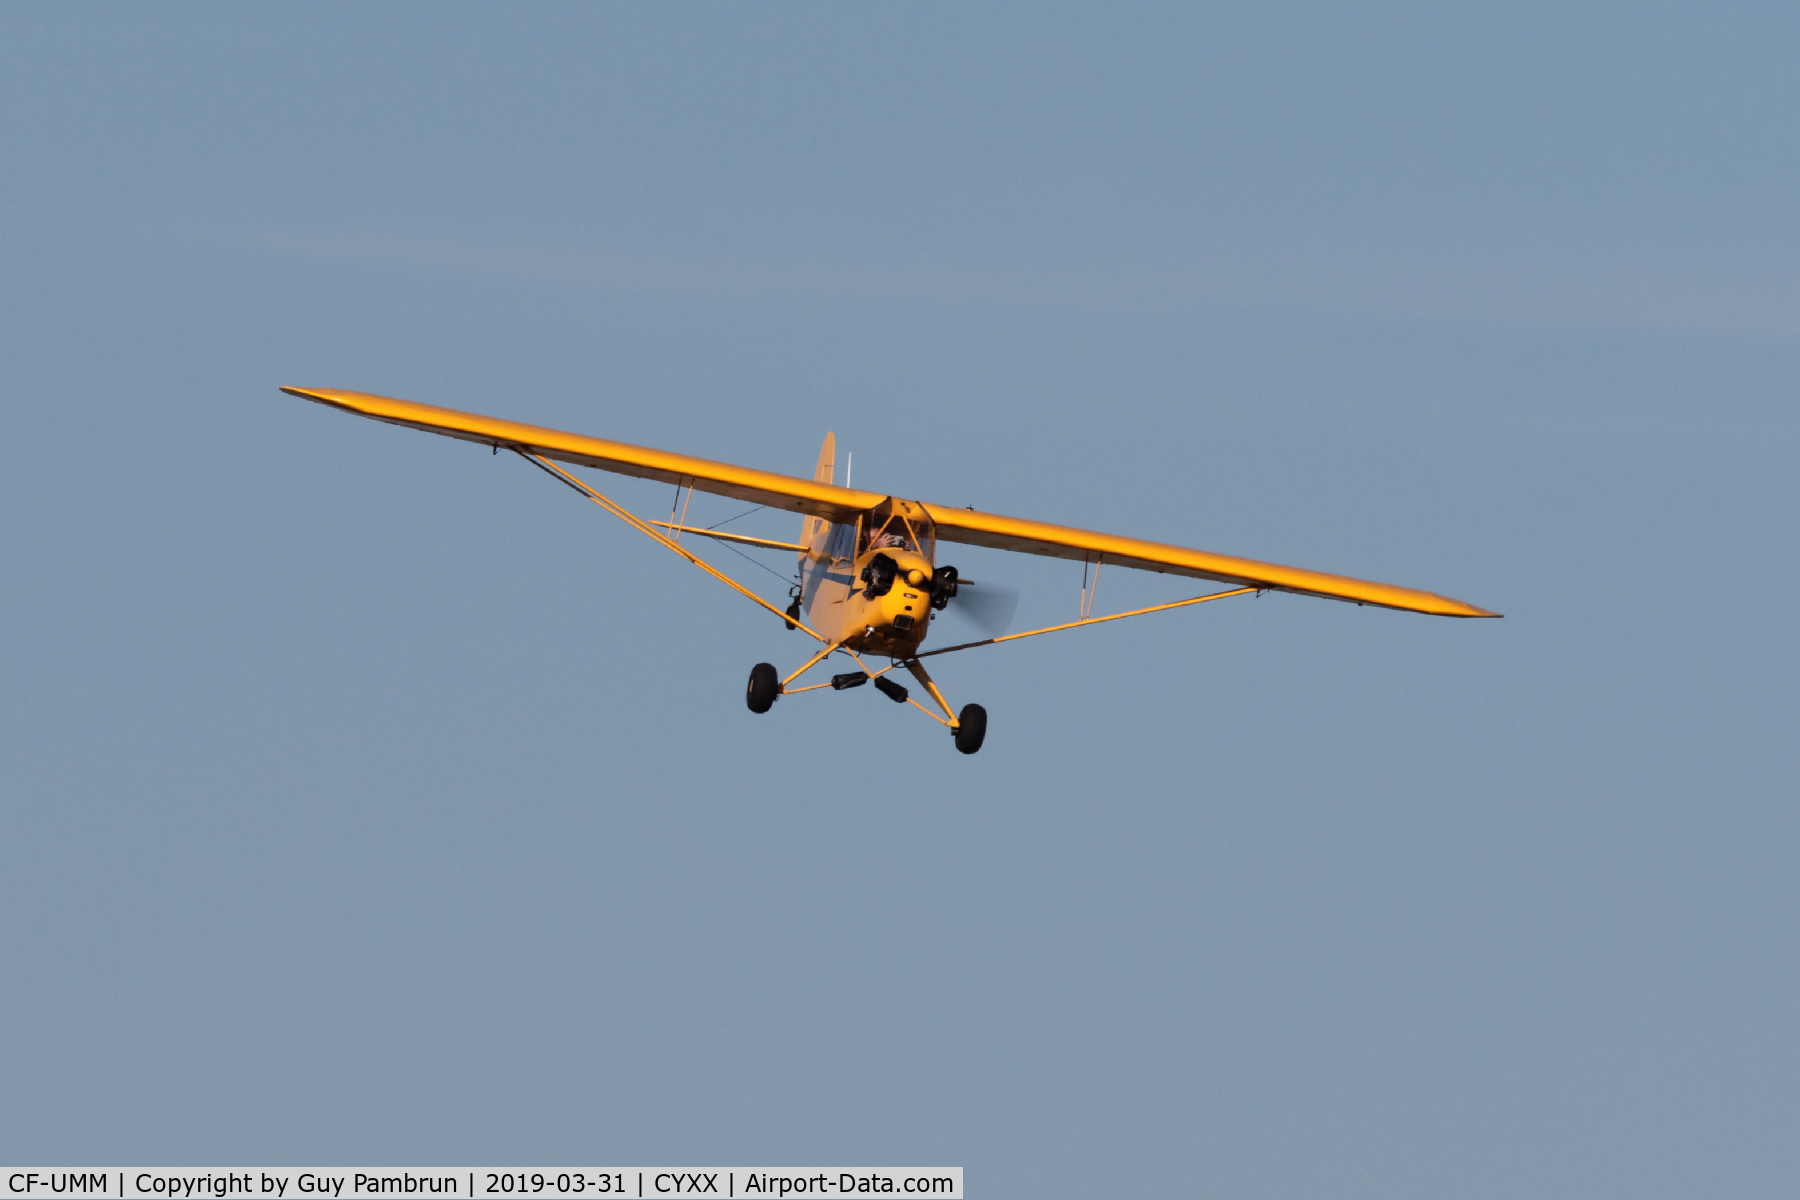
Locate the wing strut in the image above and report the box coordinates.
[514,451,830,645]
[643,521,805,552]
[916,586,1259,660]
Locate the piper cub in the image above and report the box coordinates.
[278,386,1499,755]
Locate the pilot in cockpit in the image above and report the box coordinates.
[867,520,912,552]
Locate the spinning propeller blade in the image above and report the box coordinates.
[945,579,1020,639]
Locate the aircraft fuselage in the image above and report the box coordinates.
[800,498,940,657]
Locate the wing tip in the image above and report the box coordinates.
[280,385,369,415]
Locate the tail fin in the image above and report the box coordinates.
[800,433,835,555]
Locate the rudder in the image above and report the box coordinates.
[800,432,835,555]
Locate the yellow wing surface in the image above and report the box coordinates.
[281,386,885,523]
[281,386,1498,618]
[928,507,1495,617]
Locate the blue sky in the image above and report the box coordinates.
[2,5,1796,1197]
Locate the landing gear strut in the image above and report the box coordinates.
[750,650,987,755]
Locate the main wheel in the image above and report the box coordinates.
[746,662,780,713]
[953,702,987,754]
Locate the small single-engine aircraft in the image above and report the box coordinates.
[279,386,1499,753]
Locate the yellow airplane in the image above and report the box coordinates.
[280,386,1499,754]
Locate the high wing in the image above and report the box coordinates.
[281,386,1498,618]
[924,506,1497,617]
[280,386,885,523]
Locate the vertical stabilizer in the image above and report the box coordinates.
[800,433,835,555]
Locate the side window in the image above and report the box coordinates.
[824,520,856,562]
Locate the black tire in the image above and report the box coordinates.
[746,662,780,713]
[784,599,802,631]
[953,703,987,754]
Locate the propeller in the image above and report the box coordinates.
[941,575,1019,640]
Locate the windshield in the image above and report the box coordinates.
[860,505,935,560]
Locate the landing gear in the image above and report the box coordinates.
[784,588,802,630]
[746,662,779,713]
[953,703,987,754]
[759,650,985,753]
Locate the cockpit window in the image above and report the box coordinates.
[856,505,935,560]
[866,517,915,553]
[823,519,857,561]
